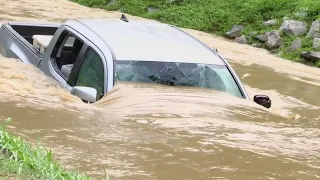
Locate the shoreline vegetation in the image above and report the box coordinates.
[71,0,320,67]
[0,118,108,180]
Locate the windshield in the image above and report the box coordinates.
[114,61,244,98]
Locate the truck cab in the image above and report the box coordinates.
[36,20,114,103]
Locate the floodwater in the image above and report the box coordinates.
[0,0,320,179]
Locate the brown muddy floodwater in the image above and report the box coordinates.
[0,0,320,179]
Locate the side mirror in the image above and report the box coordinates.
[253,95,271,109]
[70,86,97,103]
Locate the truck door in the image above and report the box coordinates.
[40,27,87,91]
[39,25,108,101]
[67,46,106,101]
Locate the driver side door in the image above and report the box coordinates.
[67,45,107,102]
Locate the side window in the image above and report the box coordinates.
[75,47,105,100]
[51,31,84,79]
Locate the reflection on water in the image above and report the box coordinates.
[0,0,320,179]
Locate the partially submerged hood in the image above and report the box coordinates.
[94,82,265,119]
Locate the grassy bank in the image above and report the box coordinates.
[0,118,107,180]
[71,0,320,66]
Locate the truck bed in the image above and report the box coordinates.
[0,21,60,65]
[10,23,58,44]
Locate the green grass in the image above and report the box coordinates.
[0,118,109,180]
[71,0,320,66]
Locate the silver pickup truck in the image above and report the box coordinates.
[0,14,271,108]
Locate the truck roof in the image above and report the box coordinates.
[72,18,225,65]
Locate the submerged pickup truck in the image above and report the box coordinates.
[0,15,271,108]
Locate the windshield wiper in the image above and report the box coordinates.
[148,75,175,85]
[148,74,198,87]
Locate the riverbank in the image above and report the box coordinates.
[0,118,106,180]
[70,0,320,67]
